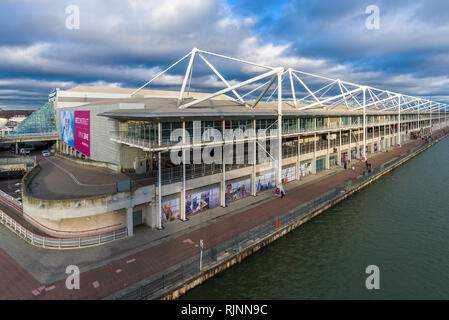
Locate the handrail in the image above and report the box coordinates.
[0,207,127,249]
[0,132,58,140]
[0,191,127,249]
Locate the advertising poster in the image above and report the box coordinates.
[225,178,251,203]
[162,196,180,223]
[60,110,74,148]
[256,171,275,192]
[74,111,90,157]
[186,186,220,216]
[60,110,91,157]
[282,166,296,183]
[299,162,312,179]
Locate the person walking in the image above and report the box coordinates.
[279,184,285,198]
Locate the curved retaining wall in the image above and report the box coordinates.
[21,165,155,237]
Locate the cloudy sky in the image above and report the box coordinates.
[1,0,449,108]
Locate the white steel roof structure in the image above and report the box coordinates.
[132,47,448,115]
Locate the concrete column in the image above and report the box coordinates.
[326,133,330,170]
[126,207,133,237]
[362,88,367,161]
[221,119,226,207]
[355,129,359,158]
[252,119,257,196]
[180,121,187,221]
[296,134,301,180]
[276,72,283,186]
[338,130,342,166]
[157,122,163,230]
[313,133,317,174]
[349,129,352,162]
[398,95,401,147]
[157,152,162,229]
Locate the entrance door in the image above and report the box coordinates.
[133,210,143,227]
[316,158,326,172]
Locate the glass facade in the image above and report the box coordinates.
[12,101,57,134]
[282,118,297,134]
[316,117,325,129]
[256,119,277,131]
[300,118,314,131]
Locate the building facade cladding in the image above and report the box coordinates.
[56,103,140,166]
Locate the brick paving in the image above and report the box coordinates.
[0,249,40,300]
[0,133,444,299]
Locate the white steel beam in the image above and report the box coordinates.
[179,67,283,109]
[197,53,245,103]
[178,48,197,106]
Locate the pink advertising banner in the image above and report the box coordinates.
[74,110,90,157]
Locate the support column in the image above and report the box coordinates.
[252,119,257,196]
[157,122,163,230]
[349,129,352,162]
[296,134,301,180]
[357,127,361,159]
[417,105,421,136]
[362,88,367,161]
[126,207,133,237]
[276,71,283,186]
[180,121,187,221]
[326,133,330,170]
[221,119,226,207]
[313,133,317,174]
[338,130,342,166]
[430,105,432,135]
[397,95,401,147]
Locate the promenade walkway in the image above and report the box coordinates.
[0,133,443,299]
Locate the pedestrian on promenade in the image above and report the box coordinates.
[279,184,285,198]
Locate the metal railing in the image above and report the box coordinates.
[0,208,127,249]
[0,207,127,249]
[0,189,23,208]
[0,132,58,140]
[0,156,36,165]
[0,189,128,249]
[117,132,448,300]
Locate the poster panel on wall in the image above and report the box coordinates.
[299,162,312,179]
[281,166,296,184]
[225,178,251,204]
[256,171,275,192]
[74,110,90,157]
[186,186,220,216]
[162,196,180,223]
[60,110,74,148]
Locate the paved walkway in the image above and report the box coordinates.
[0,132,445,299]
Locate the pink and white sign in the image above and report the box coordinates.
[74,111,90,157]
